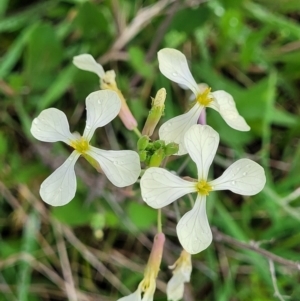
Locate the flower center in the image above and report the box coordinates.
[196,87,213,106]
[70,137,90,154]
[195,180,212,196]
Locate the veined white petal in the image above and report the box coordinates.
[40,151,80,206]
[31,108,75,144]
[184,125,219,180]
[177,195,212,254]
[87,146,141,187]
[117,289,141,301]
[167,257,192,301]
[140,167,196,209]
[210,159,266,195]
[167,274,185,301]
[158,48,200,96]
[83,90,121,141]
[209,91,250,131]
[159,103,203,155]
[73,54,105,78]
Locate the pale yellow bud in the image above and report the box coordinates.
[142,88,166,136]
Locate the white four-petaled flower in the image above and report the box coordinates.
[158,48,250,155]
[140,124,266,254]
[31,90,141,206]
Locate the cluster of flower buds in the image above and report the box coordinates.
[138,135,179,167]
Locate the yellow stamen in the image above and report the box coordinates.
[196,87,213,107]
[70,137,90,154]
[195,179,212,196]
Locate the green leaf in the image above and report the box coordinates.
[128,46,154,79]
[0,24,36,79]
[245,2,300,39]
[18,212,40,301]
[51,197,95,226]
[170,5,211,34]
[73,2,108,38]
[37,65,77,111]
[24,22,63,91]
[126,202,157,231]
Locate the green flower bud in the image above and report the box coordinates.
[153,140,165,149]
[139,150,148,162]
[137,136,150,151]
[165,142,179,156]
[149,148,165,167]
[142,88,166,136]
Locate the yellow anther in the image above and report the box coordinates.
[196,87,213,106]
[196,180,212,196]
[70,137,90,154]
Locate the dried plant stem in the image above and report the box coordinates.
[269,259,287,301]
[212,227,300,271]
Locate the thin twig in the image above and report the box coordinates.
[61,225,131,296]
[0,253,91,301]
[282,187,300,204]
[269,259,287,301]
[212,228,300,271]
[111,0,174,51]
[54,221,79,301]
[145,0,181,61]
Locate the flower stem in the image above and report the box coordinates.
[157,209,162,233]
[133,127,142,138]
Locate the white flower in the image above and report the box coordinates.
[73,54,138,130]
[140,124,266,254]
[31,90,141,206]
[157,48,250,155]
[167,250,192,301]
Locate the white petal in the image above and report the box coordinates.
[140,167,196,209]
[184,124,219,180]
[31,108,75,144]
[210,159,266,195]
[177,195,212,254]
[73,54,105,78]
[117,289,141,301]
[167,274,185,301]
[158,48,200,96]
[40,151,80,206]
[87,146,141,187]
[209,91,250,131]
[83,90,121,141]
[159,103,203,155]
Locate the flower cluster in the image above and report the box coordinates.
[31,48,266,300]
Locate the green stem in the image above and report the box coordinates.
[133,127,142,138]
[157,209,162,233]
[188,194,195,207]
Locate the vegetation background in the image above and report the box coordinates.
[0,0,300,300]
